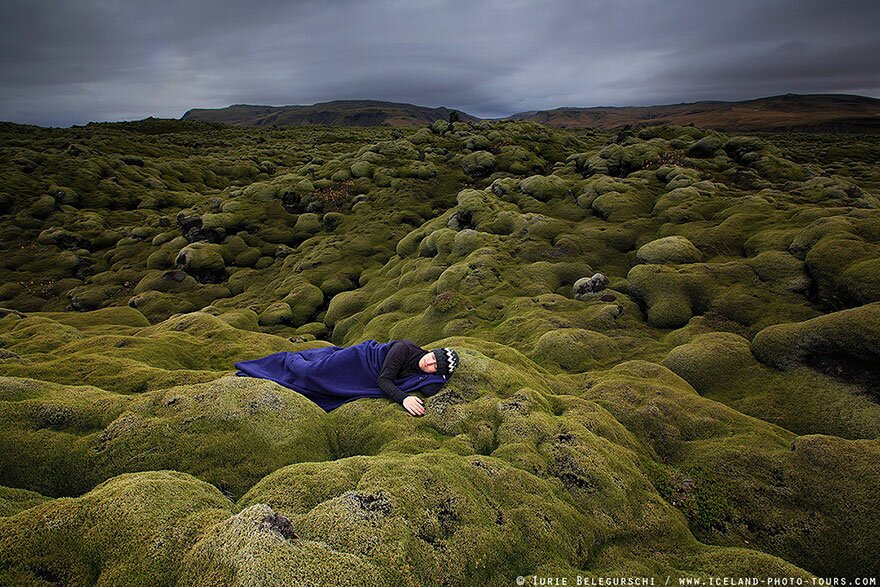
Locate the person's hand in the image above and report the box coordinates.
[402,396,425,416]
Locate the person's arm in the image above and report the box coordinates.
[377,342,410,405]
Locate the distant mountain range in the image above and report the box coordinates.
[508,94,880,132]
[181,100,478,127]
[182,94,880,132]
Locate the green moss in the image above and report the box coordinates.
[588,360,880,574]
[458,150,496,176]
[227,268,258,295]
[598,141,664,177]
[350,160,374,179]
[322,211,344,231]
[2,120,880,581]
[67,284,123,312]
[324,290,370,329]
[237,451,617,586]
[450,229,496,258]
[519,174,571,201]
[0,470,232,585]
[723,135,767,163]
[293,213,322,237]
[217,308,260,331]
[805,235,880,306]
[746,250,811,294]
[0,485,50,517]
[175,242,228,275]
[662,332,754,393]
[430,290,463,312]
[496,145,545,174]
[687,136,723,159]
[35,306,150,329]
[532,328,620,371]
[280,279,325,326]
[258,301,294,326]
[591,189,654,221]
[636,236,703,264]
[752,302,880,370]
[0,374,331,498]
[453,188,521,235]
[750,153,806,182]
[627,265,694,328]
[127,290,198,322]
[133,269,199,294]
[27,195,57,219]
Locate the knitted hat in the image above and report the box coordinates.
[431,348,459,380]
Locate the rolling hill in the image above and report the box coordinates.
[181,94,880,132]
[508,94,880,132]
[182,99,477,127]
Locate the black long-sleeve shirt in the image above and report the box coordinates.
[377,340,444,404]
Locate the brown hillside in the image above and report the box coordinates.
[509,94,880,132]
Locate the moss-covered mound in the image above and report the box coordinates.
[636,236,703,264]
[1,119,880,582]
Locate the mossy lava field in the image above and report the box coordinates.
[1,117,879,585]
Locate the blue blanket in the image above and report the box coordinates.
[234,339,448,412]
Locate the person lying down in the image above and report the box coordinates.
[234,339,459,416]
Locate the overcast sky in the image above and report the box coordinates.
[1,0,878,127]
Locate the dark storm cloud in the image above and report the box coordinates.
[0,0,877,126]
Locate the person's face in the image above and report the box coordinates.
[419,352,438,373]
